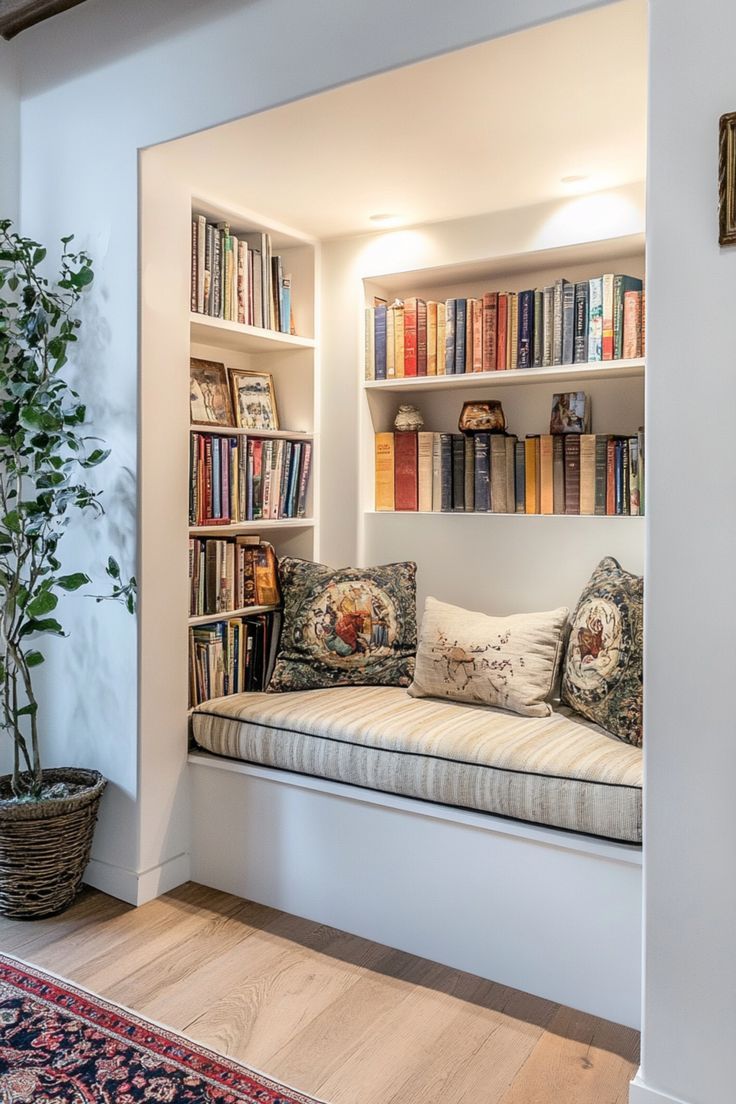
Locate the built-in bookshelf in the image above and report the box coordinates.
[188,199,319,705]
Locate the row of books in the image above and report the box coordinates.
[189,538,280,618]
[191,214,293,334]
[189,612,280,706]
[189,432,312,525]
[365,276,645,380]
[375,430,645,516]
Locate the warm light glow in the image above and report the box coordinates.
[533,190,644,252]
[368,213,401,226]
[561,174,589,185]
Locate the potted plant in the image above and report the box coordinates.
[0,221,135,919]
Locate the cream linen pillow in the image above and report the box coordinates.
[408,596,569,717]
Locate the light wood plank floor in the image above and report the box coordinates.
[0,883,639,1103]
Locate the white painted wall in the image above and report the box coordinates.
[14,0,607,899]
[0,41,19,224]
[635,2,736,1102]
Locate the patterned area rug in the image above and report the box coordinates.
[0,954,323,1103]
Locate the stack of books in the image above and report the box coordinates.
[189,538,280,618]
[189,433,312,524]
[365,275,645,379]
[375,428,644,516]
[189,611,281,706]
[191,214,293,333]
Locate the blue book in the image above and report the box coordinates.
[445,300,456,374]
[280,277,291,335]
[474,433,491,511]
[454,299,466,374]
[286,442,301,517]
[518,289,534,369]
[562,280,575,364]
[212,436,222,518]
[374,305,387,380]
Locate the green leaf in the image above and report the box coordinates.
[27,591,58,618]
[81,447,110,468]
[56,572,89,592]
[25,651,44,668]
[19,617,64,637]
[3,510,21,533]
[107,557,120,579]
[32,247,46,265]
[17,703,38,717]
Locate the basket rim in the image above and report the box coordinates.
[0,768,107,820]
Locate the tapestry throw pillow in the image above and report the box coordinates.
[408,597,569,717]
[561,556,643,746]
[268,558,417,691]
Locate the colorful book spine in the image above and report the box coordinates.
[532,289,543,367]
[508,293,518,371]
[601,273,615,360]
[437,303,446,376]
[490,435,507,513]
[496,294,508,370]
[588,277,603,361]
[518,289,534,369]
[594,435,609,516]
[374,305,387,380]
[482,292,497,372]
[386,306,395,378]
[539,435,554,515]
[472,299,483,372]
[623,290,643,359]
[403,297,418,376]
[374,433,394,510]
[426,301,437,376]
[613,276,643,359]
[445,300,456,375]
[454,299,467,375]
[579,434,596,515]
[573,281,589,363]
[524,437,538,515]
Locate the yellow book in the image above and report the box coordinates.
[525,437,538,514]
[465,300,474,373]
[417,432,434,512]
[386,308,395,378]
[427,301,437,375]
[579,434,596,515]
[540,435,554,515]
[436,302,446,375]
[393,304,405,378]
[509,292,518,370]
[375,433,395,511]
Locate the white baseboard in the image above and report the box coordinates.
[630,1071,692,1104]
[84,851,190,906]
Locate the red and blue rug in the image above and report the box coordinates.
[0,953,323,1103]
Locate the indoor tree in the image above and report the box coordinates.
[0,220,135,800]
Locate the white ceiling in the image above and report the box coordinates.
[156,0,647,241]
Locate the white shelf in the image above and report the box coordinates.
[188,604,279,626]
[189,518,315,535]
[366,510,644,519]
[364,359,644,393]
[190,313,316,354]
[189,424,314,440]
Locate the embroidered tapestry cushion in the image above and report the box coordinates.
[268,558,417,691]
[561,556,643,746]
[407,596,569,717]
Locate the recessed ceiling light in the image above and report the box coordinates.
[561,174,589,185]
[369,212,399,224]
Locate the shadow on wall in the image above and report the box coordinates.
[15,0,260,97]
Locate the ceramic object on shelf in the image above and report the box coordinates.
[458,400,506,434]
[394,404,424,432]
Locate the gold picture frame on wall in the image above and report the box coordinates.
[719,112,736,245]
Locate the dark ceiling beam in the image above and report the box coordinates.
[0,0,88,40]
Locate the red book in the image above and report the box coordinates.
[482,292,498,371]
[606,438,617,515]
[417,298,427,376]
[496,294,508,370]
[472,299,483,372]
[393,431,418,511]
[403,297,418,376]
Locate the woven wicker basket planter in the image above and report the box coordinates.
[0,768,106,920]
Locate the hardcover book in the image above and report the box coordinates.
[465,299,474,373]
[440,433,453,511]
[564,435,581,515]
[553,435,565,514]
[518,289,534,369]
[455,299,467,375]
[601,273,615,360]
[505,436,517,512]
[426,301,437,375]
[532,288,543,367]
[437,302,446,376]
[573,281,589,363]
[514,439,526,512]
[613,276,643,359]
[508,292,518,371]
[482,292,498,372]
[623,290,642,359]
[472,299,483,372]
[588,277,603,361]
[497,294,508,370]
[561,279,575,365]
[542,285,554,366]
[403,297,418,376]
[524,436,538,515]
[393,302,405,378]
[452,434,465,510]
[432,433,442,511]
[374,432,395,511]
[418,431,434,512]
[394,431,418,511]
[594,435,610,515]
[539,435,554,515]
[552,279,566,365]
[464,435,475,510]
[417,298,428,376]
[474,433,491,511]
[490,435,507,513]
[579,434,596,515]
[386,305,395,378]
[445,300,456,375]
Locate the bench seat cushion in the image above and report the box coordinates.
[191,685,642,843]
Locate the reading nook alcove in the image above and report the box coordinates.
[140,0,646,1031]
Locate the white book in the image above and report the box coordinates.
[196,214,206,314]
[365,307,375,380]
[418,432,434,512]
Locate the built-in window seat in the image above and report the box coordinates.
[190,685,642,844]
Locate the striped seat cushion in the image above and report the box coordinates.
[191,685,642,843]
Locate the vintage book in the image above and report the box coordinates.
[445,299,456,374]
[205,224,214,315]
[426,301,438,376]
[191,219,198,312]
[496,294,508,370]
[562,279,575,365]
[621,438,630,515]
[482,292,498,372]
[403,297,418,376]
[455,299,467,374]
[552,279,565,365]
[623,290,642,359]
[437,302,446,376]
[365,307,375,380]
[490,435,507,513]
[579,434,596,515]
[464,435,475,510]
[552,435,565,515]
[296,441,312,518]
[524,436,538,514]
[542,285,554,367]
[505,436,516,512]
[550,391,590,434]
[613,276,643,359]
[517,289,534,369]
[564,435,581,515]
[573,281,589,363]
[221,232,232,319]
[393,302,405,378]
[417,298,428,376]
[417,431,434,512]
[374,432,395,511]
[532,288,543,367]
[641,290,646,353]
[588,276,603,361]
[439,433,453,511]
[394,431,418,511]
[508,292,518,371]
[539,435,554,515]
[601,273,615,360]
[253,543,280,607]
[465,299,474,373]
[606,438,617,515]
[594,435,610,515]
[431,433,443,512]
[452,434,465,511]
[629,435,641,516]
[474,433,491,511]
[637,426,645,514]
[386,305,395,378]
[196,214,206,314]
[472,299,483,372]
[514,440,526,512]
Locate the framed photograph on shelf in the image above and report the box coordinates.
[719,111,736,246]
[229,369,280,431]
[190,358,234,426]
